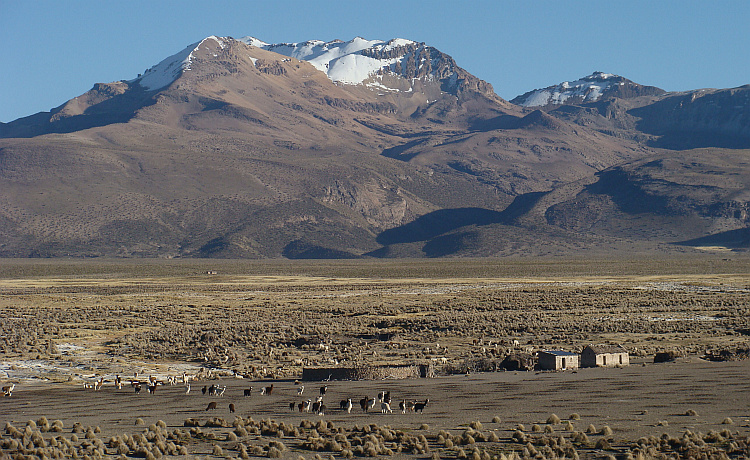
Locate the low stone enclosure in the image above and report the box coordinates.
[302,363,434,381]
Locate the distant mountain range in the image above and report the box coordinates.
[1,35,749,258]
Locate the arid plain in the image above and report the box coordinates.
[1,257,749,460]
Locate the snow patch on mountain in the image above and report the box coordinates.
[515,71,620,107]
[240,36,418,85]
[133,36,226,91]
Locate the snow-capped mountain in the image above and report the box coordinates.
[131,35,495,99]
[511,71,664,107]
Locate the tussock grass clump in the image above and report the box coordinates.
[564,421,574,431]
[569,413,580,420]
[547,414,561,425]
[491,416,501,424]
[531,424,542,433]
[135,419,145,426]
[585,424,597,434]
[599,426,613,436]
[685,409,698,416]
[721,417,734,425]
[470,421,483,430]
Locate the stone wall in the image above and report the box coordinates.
[302,363,434,381]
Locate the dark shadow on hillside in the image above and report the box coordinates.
[0,86,155,138]
[375,191,547,250]
[381,139,429,162]
[674,228,750,249]
[586,169,671,214]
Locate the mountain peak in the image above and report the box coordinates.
[132,36,229,91]
[511,72,665,108]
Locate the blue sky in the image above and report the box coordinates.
[1,0,748,122]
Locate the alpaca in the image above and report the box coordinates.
[134,384,142,394]
[399,400,406,414]
[261,384,274,395]
[185,384,191,394]
[359,397,369,412]
[297,385,304,396]
[229,403,235,413]
[243,388,253,397]
[202,385,207,395]
[208,384,217,396]
[217,386,226,397]
[206,401,217,411]
[319,385,327,396]
[345,398,353,414]
[289,402,296,411]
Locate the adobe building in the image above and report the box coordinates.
[581,344,629,367]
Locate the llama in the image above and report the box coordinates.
[185,384,191,394]
[297,385,304,396]
[94,378,104,391]
[217,386,227,397]
[229,403,235,413]
[319,385,327,396]
[243,388,253,397]
[289,402,296,411]
[148,384,157,394]
[381,401,392,413]
[206,401,218,411]
[202,386,207,395]
[359,397,369,412]
[345,398,353,414]
[208,384,217,396]
[399,400,407,414]
[260,384,274,395]
[414,399,429,413]
[134,384,142,395]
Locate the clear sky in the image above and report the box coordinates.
[1,0,748,122]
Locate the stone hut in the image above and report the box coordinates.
[581,344,629,367]
[537,351,579,371]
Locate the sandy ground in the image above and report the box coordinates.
[2,357,749,458]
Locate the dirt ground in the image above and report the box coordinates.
[1,257,750,460]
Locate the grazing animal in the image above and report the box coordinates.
[208,384,217,396]
[206,401,218,411]
[134,384,142,395]
[360,397,369,412]
[218,386,227,397]
[345,398,353,414]
[319,385,327,396]
[369,397,377,410]
[202,385,207,395]
[302,399,312,412]
[229,403,235,413]
[297,385,304,396]
[414,399,429,413]
[148,384,157,394]
[2,383,15,397]
[383,391,391,404]
[312,401,321,414]
[289,402,296,411]
[261,384,274,395]
[243,388,253,397]
[399,400,406,414]
[115,375,122,389]
[339,400,348,410]
[381,401,392,413]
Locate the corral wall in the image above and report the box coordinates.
[302,363,434,381]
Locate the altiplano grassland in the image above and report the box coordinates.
[1,257,749,460]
